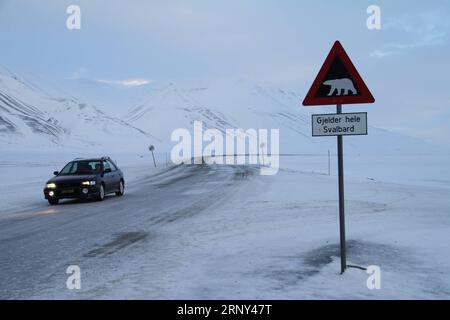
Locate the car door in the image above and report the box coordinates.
[102,160,114,193]
[107,160,121,191]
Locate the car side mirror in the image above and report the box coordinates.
[53,171,59,176]
[104,168,112,174]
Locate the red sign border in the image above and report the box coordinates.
[302,41,375,106]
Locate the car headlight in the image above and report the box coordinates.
[46,183,57,189]
[81,181,96,186]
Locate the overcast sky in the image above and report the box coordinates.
[1,0,449,144]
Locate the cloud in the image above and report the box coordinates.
[67,68,151,87]
[369,49,393,58]
[95,79,151,87]
[370,11,450,58]
[67,67,89,80]
[384,11,449,35]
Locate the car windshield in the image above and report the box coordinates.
[59,160,102,175]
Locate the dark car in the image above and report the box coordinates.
[43,157,124,205]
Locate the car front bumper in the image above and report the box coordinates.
[44,185,101,200]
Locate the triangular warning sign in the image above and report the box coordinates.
[303,41,375,106]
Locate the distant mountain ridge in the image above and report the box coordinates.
[0,67,154,151]
[0,67,441,155]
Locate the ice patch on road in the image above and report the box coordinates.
[84,232,149,258]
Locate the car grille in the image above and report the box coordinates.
[55,182,83,197]
[55,186,83,197]
[57,182,82,188]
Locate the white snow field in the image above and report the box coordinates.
[1,67,450,299]
[0,152,449,299]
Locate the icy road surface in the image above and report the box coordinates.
[0,164,256,299]
[0,156,449,299]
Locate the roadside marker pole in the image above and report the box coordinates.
[336,104,347,274]
[151,151,156,168]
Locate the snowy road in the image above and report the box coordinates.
[0,164,256,299]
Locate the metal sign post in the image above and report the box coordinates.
[336,104,346,274]
[328,150,331,176]
[310,110,367,273]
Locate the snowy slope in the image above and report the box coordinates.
[0,67,154,152]
[123,80,314,153]
[123,83,235,147]
[51,77,152,117]
[0,67,65,147]
[0,67,441,155]
[124,79,440,155]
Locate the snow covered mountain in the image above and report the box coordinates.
[51,77,153,117]
[123,83,235,143]
[0,67,154,152]
[0,68,64,144]
[121,80,318,154]
[124,79,438,155]
[0,67,439,155]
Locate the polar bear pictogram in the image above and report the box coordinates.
[323,78,357,96]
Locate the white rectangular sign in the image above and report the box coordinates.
[312,112,368,137]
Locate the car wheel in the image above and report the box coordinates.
[97,184,105,201]
[116,180,124,196]
[48,198,59,205]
